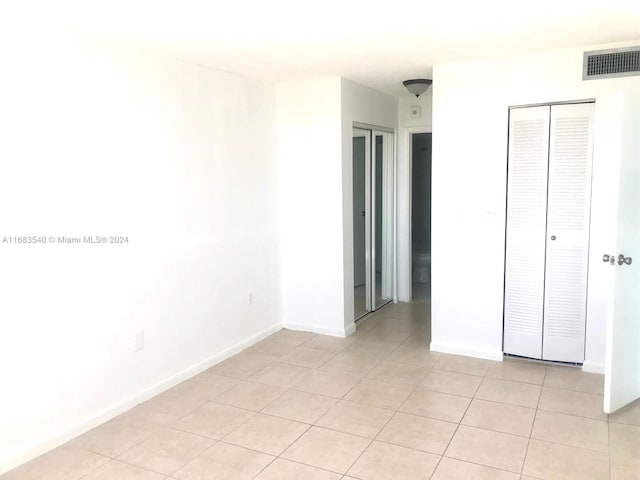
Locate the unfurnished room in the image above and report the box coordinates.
[1,1,639,479]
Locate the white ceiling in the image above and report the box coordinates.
[17,0,640,97]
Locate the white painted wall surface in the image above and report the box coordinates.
[397,95,433,302]
[431,41,640,367]
[276,77,345,336]
[340,78,398,332]
[0,27,282,473]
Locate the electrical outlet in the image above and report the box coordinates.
[133,330,144,352]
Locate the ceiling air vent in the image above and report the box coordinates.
[583,46,640,80]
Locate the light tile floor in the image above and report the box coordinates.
[3,302,640,479]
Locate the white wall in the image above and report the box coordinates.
[341,78,398,330]
[0,27,282,473]
[277,77,345,336]
[431,41,640,369]
[397,94,433,301]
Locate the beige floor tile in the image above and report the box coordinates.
[385,345,439,368]
[523,439,610,480]
[418,370,482,397]
[264,329,316,347]
[433,354,495,377]
[475,378,541,408]
[610,422,640,471]
[538,387,606,420]
[347,440,440,480]
[611,461,640,480]
[261,390,337,423]
[343,378,413,410]
[461,399,535,437]
[365,360,428,387]
[544,366,604,394]
[223,413,308,455]
[279,346,336,368]
[315,400,394,438]
[610,398,640,426]
[354,329,411,346]
[254,458,341,480]
[400,390,471,423]
[117,427,213,475]
[531,410,608,452]
[244,340,297,361]
[213,381,285,411]
[293,370,361,398]
[611,425,640,480]
[431,457,519,480]
[172,402,254,439]
[281,426,370,474]
[170,374,239,401]
[127,393,206,426]
[303,335,353,353]
[377,412,456,455]
[337,342,395,362]
[81,460,165,480]
[445,426,528,473]
[248,363,312,389]
[70,415,162,457]
[207,353,271,379]
[486,361,546,385]
[0,446,109,480]
[173,442,273,480]
[319,353,381,378]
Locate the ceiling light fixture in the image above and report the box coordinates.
[402,79,432,97]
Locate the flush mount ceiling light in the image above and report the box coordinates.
[402,79,432,97]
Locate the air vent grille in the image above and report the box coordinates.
[583,47,640,80]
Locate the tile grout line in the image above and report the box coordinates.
[519,364,546,477]
[426,381,476,479]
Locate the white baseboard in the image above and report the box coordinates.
[582,361,605,374]
[0,322,283,475]
[430,341,504,361]
[283,322,351,338]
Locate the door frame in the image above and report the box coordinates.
[405,126,432,302]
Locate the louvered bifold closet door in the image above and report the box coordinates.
[504,106,550,359]
[542,103,594,363]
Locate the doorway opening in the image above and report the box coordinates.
[411,132,432,304]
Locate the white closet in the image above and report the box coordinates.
[504,102,595,363]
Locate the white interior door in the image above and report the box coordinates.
[605,87,640,413]
[504,106,550,359]
[542,103,594,363]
